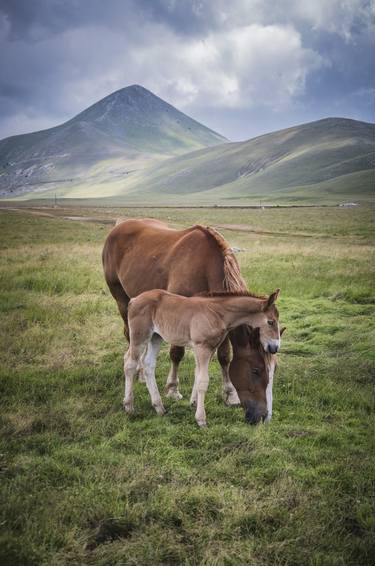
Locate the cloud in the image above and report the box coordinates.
[288,0,375,40]
[133,24,323,110]
[134,0,375,40]
[0,0,374,140]
[0,16,322,137]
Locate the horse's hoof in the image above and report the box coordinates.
[224,390,241,407]
[224,397,241,407]
[196,420,207,428]
[166,389,183,401]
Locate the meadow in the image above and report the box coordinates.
[0,205,374,565]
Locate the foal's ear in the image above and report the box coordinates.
[280,326,287,336]
[267,288,281,307]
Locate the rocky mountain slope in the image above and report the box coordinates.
[0,85,226,196]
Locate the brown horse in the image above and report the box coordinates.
[102,218,281,424]
[229,325,285,424]
[125,288,280,426]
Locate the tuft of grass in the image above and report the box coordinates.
[0,207,374,565]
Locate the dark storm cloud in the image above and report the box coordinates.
[0,0,374,141]
[1,0,143,38]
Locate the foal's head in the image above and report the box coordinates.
[257,288,281,354]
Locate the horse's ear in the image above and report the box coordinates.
[280,326,287,336]
[267,288,280,307]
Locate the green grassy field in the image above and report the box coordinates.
[1,206,374,565]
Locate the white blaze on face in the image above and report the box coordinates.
[264,357,276,422]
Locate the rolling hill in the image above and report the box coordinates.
[0,85,226,197]
[1,85,374,204]
[115,117,375,204]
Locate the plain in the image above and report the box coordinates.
[0,205,374,565]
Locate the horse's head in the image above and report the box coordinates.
[229,324,286,425]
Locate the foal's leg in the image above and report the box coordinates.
[112,286,146,383]
[189,365,198,407]
[165,346,184,400]
[142,334,165,415]
[193,345,213,427]
[217,337,240,406]
[123,342,147,414]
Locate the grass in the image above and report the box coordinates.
[0,206,374,565]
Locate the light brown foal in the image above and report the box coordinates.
[124,288,280,427]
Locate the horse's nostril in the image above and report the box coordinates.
[268,343,278,354]
[245,410,263,425]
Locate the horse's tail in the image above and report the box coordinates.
[193,225,248,293]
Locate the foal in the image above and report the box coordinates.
[124,288,280,427]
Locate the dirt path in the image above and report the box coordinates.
[215,223,316,238]
[0,206,339,239]
[0,206,115,225]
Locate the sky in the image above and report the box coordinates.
[0,0,375,141]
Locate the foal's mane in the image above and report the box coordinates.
[192,225,247,292]
[196,290,268,300]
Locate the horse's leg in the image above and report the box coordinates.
[165,346,184,400]
[110,281,130,342]
[123,341,147,414]
[193,345,213,427]
[142,334,165,415]
[217,337,240,406]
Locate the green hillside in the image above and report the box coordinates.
[117,117,375,204]
[3,105,375,204]
[14,117,375,205]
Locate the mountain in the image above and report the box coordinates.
[114,117,375,204]
[0,85,226,196]
[2,98,374,203]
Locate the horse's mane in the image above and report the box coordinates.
[192,225,248,292]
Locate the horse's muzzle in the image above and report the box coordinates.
[244,401,268,425]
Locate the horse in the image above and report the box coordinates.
[102,218,281,424]
[124,288,280,427]
[229,325,285,424]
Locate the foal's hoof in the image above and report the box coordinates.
[196,420,207,428]
[153,404,166,416]
[166,389,183,401]
[123,402,134,414]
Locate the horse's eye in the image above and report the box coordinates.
[252,368,260,375]
[267,320,274,326]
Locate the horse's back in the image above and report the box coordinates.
[103,218,225,298]
[103,219,170,280]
